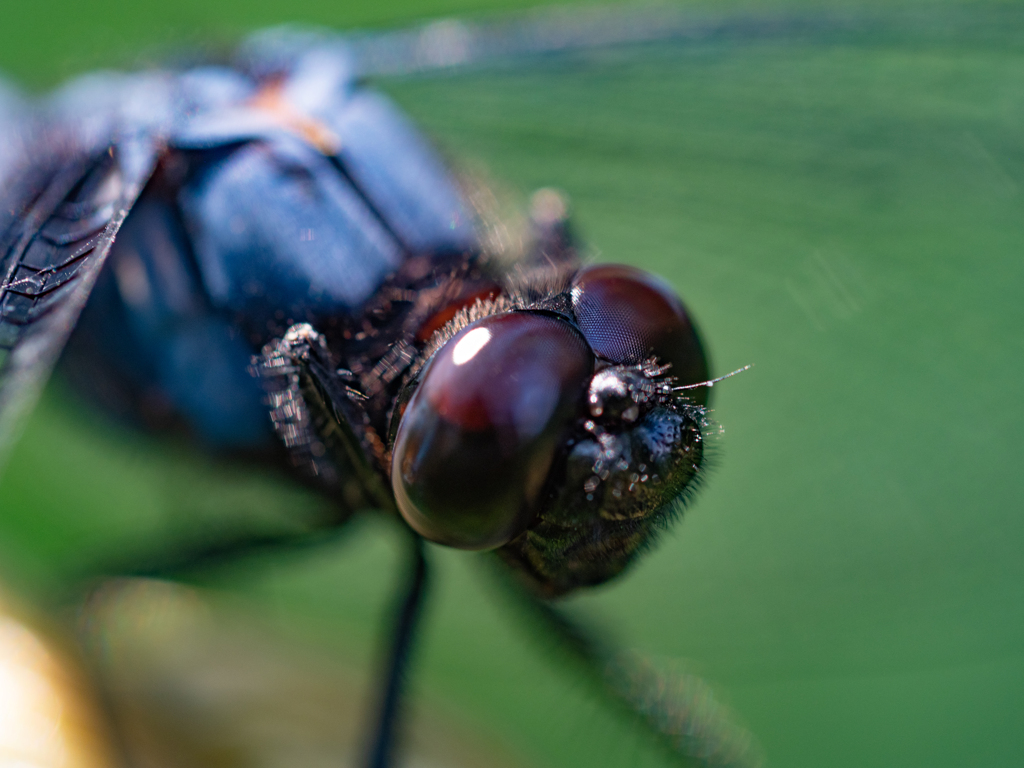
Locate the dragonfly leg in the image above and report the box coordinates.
[364,535,430,768]
[74,525,349,589]
[492,565,763,768]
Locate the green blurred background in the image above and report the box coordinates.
[1,1,1023,766]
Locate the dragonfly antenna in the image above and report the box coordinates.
[673,364,752,391]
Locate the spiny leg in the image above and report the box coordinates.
[66,525,349,594]
[364,535,430,768]
[491,565,763,768]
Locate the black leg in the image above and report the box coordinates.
[69,525,348,590]
[364,536,430,768]
[490,564,763,768]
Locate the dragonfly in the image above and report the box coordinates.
[0,9,763,768]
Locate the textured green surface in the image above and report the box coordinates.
[0,0,1002,87]
[2,3,1024,768]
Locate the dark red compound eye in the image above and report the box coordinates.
[391,312,593,550]
[571,264,710,404]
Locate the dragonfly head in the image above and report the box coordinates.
[391,264,714,596]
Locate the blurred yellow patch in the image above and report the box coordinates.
[0,602,113,768]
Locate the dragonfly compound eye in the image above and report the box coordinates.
[571,264,709,404]
[392,312,594,550]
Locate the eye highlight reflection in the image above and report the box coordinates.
[451,327,492,365]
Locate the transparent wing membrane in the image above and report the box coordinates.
[0,136,157,475]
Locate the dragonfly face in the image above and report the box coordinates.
[387,262,710,594]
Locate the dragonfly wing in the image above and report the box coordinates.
[0,130,160,475]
